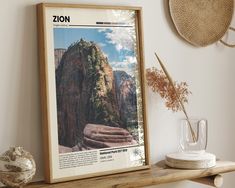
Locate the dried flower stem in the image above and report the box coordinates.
[154,53,196,142]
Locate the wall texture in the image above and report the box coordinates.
[0,0,235,187]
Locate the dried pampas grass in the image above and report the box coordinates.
[146,67,191,112]
[146,53,196,142]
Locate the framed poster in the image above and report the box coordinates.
[37,3,149,183]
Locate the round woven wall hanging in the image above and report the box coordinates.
[169,0,235,47]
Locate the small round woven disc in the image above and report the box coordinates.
[165,152,216,169]
[169,0,234,47]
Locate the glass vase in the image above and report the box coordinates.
[180,119,208,154]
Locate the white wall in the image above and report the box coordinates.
[0,0,235,187]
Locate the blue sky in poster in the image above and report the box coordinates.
[53,28,134,63]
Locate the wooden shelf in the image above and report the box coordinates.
[26,161,235,188]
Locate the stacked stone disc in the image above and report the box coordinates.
[82,124,137,150]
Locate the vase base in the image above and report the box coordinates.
[165,152,216,169]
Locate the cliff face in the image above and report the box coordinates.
[56,39,122,147]
[114,71,138,129]
[54,48,66,69]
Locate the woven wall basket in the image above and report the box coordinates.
[169,0,235,47]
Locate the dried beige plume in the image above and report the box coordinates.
[146,53,196,142]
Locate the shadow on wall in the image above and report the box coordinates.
[13,4,43,181]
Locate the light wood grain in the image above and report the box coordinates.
[135,3,150,166]
[24,161,235,188]
[192,174,223,187]
[40,3,142,10]
[37,3,52,183]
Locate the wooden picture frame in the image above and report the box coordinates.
[37,3,149,183]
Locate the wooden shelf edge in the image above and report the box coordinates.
[191,174,223,187]
[24,161,235,188]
